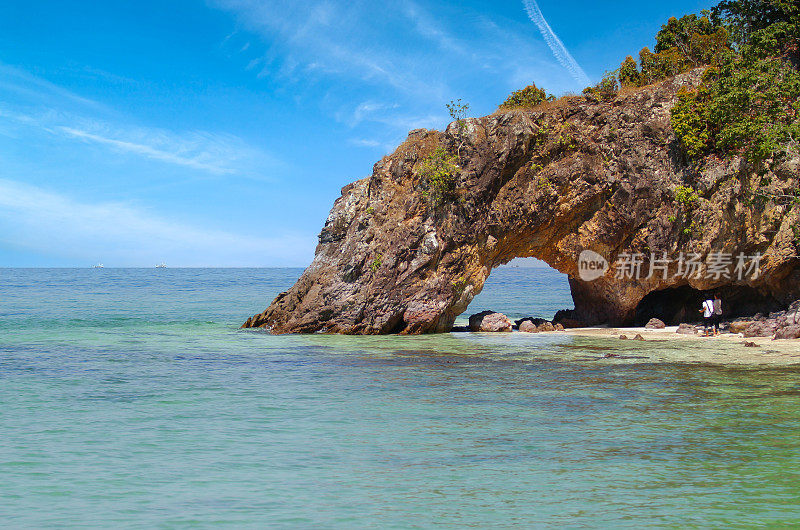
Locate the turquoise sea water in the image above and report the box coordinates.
[2,267,800,527]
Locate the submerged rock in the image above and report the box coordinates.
[469,311,513,332]
[633,334,645,341]
[742,341,759,347]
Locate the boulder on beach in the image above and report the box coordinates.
[728,320,752,334]
[519,320,538,333]
[633,334,645,341]
[469,311,513,332]
[537,322,556,332]
[743,320,780,338]
[645,318,666,329]
[743,341,759,347]
[774,325,800,340]
[784,301,800,325]
[515,317,548,329]
[676,323,697,335]
[554,323,565,331]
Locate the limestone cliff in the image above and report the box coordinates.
[244,70,800,334]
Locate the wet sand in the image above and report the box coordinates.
[556,325,800,366]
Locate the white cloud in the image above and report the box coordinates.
[0,62,107,112]
[212,0,576,144]
[0,178,314,266]
[348,138,381,148]
[0,106,281,178]
[522,0,591,87]
[58,124,252,175]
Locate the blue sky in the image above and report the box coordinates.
[0,0,714,267]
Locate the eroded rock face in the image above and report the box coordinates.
[243,69,800,334]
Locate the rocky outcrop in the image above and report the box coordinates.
[728,320,751,334]
[743,320,781,337]
[469,311,512,332]
[775,325,800,340]
[515,317,548,329]
[734,300,800,339]
[244,69,800,334]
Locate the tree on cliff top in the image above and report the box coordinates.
[671,0,800,164]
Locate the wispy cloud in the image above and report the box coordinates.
[348,138,382,148]
[522,0,590,87]
[56,123,259,175]
[0,62,107,112]
[211,0,567,140]
[213,0,450,100]
[0,178,313,266]
[0,105,280,178]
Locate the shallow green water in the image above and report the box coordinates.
[2,268,800,527]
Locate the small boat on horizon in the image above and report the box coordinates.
[155,262,167,268]
[92,263,104,269]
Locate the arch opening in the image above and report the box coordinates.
[456,258,574,329]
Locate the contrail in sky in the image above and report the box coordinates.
[522,0,591,87]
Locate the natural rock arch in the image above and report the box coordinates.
[243,70,800,334]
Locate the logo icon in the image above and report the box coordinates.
[578,250,609,281]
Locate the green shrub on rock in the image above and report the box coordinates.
[619,56,641,87]
[583,72,619,101]
[499,83,555,110]
[675,185,700,205]
[418,146,460,207]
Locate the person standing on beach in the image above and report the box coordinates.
[712,293,723,335]
[701,297,714,336]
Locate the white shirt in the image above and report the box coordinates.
[702,299,714,318]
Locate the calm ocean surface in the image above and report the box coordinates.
[2,267,799,527]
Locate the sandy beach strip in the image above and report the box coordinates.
[555,325,800,366]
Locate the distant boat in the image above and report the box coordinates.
[93,263,104,269]
[155,262,167,268]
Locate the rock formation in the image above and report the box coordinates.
[676,324,699,335]
[468,311,513,332]
[734,301,800,339]
[243,69,800,334]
